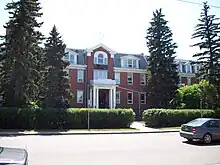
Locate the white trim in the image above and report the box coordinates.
[116,91,120,104]
[127,72,133,85]
[94,51,108,65]
[140,92,146,104]
[127,92,133,104]
[120,55,140,60]
[66,64,87,70]
[77,70,84,83]
[76,90,84,104]
[114,72,120,84]
[114,67,146,73]
[140,73,146,85]
[87,43,116,58]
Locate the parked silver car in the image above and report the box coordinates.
[0,147,28,164]
[180,118,220,144]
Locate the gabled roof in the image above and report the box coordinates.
[87,43,116,54]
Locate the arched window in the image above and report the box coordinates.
[94,51,108,65]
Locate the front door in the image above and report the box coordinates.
[99,90,106,108]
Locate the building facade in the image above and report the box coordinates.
[65,44,199,116]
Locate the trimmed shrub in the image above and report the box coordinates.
[142,109,216,128]
[0,107,135,129]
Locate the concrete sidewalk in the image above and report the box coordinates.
[0,122,179,136]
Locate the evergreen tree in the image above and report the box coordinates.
[0,0,44,107]
[43,25,71,108]
[146,8,179,108]
[192,1,220,85]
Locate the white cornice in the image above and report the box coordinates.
[66,64,87,70]
[114,67,146,73]
[87,43,116,58]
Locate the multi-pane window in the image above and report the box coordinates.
[115,72,120,84]
[64,52,75,64]
[94,53,108,65]
[94,70,108,80]
[116,91,120,104]
[127,73,133,85]
[186,64,191,73]
[122,59,138,68]
[141,92,146,104]
[77,90,83,103]
[77,70,84,82]
[140,73,146,85]
[127,92,133,104]
[64,69,69,79]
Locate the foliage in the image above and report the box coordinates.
[145,8,179,108]
[0,108,135,129]
[142,109,216,128]
[191,2,220,98]
[0,0,44,107]
[42,25,71,108]
[171,80,217,109]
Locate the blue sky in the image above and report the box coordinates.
[0,0,220,60]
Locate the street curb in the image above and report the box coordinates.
[0,130,179,136]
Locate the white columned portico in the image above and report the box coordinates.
[113,87,116,108]
[96,88,99,108]
[109,88,113,108]
[93,86,96,108]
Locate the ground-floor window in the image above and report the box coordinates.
[116,91,120,104]
[77,90,83,103]
[127,92,133,104]
[140,92,146,104]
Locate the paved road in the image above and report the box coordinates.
[0,133,220,165]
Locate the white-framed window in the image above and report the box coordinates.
[116,91,120,104]
[77,90,83,103]
[127,92,133,104]
[94,52,108,65]
[115,72,120,84]
[186,64,191,73]
[94,70,108,80]
[127,72,133,85]
[140,92,146,104]
[64,52,76,64]
[122,59,138,68]
[140,73,146,85]
[77,70,84,83]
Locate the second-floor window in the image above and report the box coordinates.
[94,53,108,65]
[115,72,120,84]
[127,72,133,85]
[182,64,186,73]
[140,73,146,85]
[94,70,108,80]
[77,70,84,82]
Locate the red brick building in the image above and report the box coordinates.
[64,44,199,116]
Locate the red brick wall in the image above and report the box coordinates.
[69,69,86,108]
[116,72,147,115]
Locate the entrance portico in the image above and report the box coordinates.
[89,79,117,108]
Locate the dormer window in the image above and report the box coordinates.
[122,59,138,68]
[94,51,108,65]
[64,52,77,64]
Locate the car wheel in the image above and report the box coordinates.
[203,133,212,144]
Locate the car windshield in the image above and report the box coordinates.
[186,119,208,126]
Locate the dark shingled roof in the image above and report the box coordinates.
[114,53,147,69]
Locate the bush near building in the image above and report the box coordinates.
[0,108,135,130]
[142,109,218,128]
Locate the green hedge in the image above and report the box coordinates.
[0,108,135,129]
[142,109,217,128]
